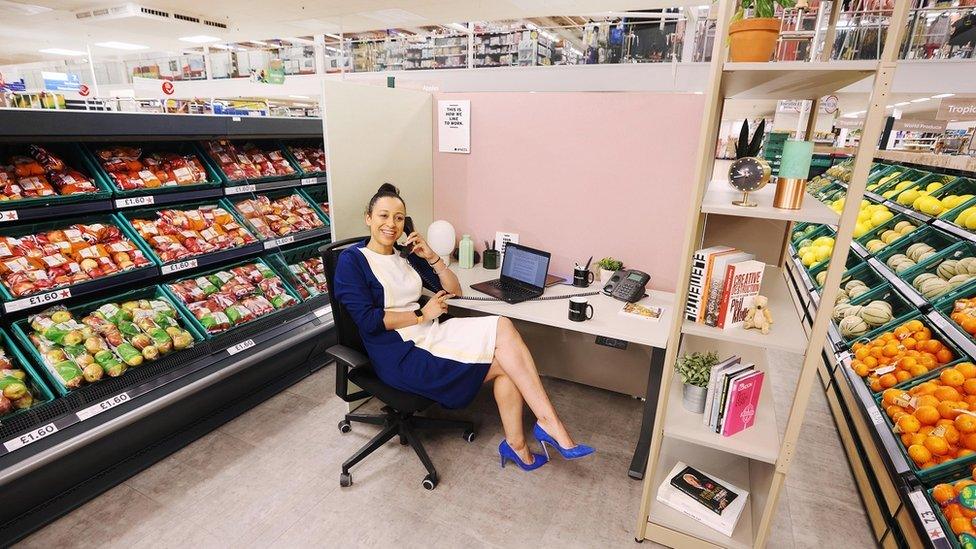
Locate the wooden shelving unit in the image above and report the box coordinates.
[634,1,914,547]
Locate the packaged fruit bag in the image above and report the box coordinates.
[93,146,210,191]
[849,318,956,392]
[0,340,42,417]
[128,204,256,263]
[931,476,976,545]
[0,145,98,200]
[287,256,327,299]
[201,140,294,181]
[0,222,152,298]
[167,262,297,335]
[233,193,325,239]
[25,300,195,391]
[286,143,327,173]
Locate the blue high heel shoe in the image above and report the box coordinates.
[533,423,595,460]
[498,439,548,471]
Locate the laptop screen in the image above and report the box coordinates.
[501,244,550,288]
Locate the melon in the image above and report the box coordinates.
[919,277,950,300]
[833,303,862,321]
[913,273,938,289]
[917,250,938,264]
[845,279,868,292]
[938,259,959,280]
[887,254,910,269]
[860,302,894,327]
[848,285,870,299]
[957,257,976,275]
[948,274,975,289]
[894,260,915,274]
[840,316,869,338]
[816,271,827,286]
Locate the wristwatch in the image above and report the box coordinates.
[414,309,424,324]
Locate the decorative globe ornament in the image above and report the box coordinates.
[728,156,772,207]
[427,220,456,266]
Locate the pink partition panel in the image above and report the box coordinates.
[432,92,704,292]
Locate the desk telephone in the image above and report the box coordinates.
[602,269,651,303]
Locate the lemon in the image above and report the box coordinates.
[967,215,976,230]
[870,210,894,226]
[853,222,870,238]
[898,189,920,206]
[801,252,817,266]
[927,182,944,193]
[895,180,914,191]
[814,246,832,262]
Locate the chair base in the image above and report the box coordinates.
[338,406,475,490]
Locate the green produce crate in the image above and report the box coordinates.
[868,167,924,195]
[0,142,113,211]
[0,327,55,421]
[225,188,330,242]
[198,139,302,186]
[11,285,204,396]
[161,257,304,339]
[836,262,888,293]
[84,142,222,197]
[932,274,976,349]
[874,226,959,274]
[926,484,968,548]
[301,185,330,218]
[813,183,846,204]
[281,139,327,177]
[263,240,332,300]
[809,250,863,287]
[882,171,957,205]
[899,240,976,297]
[0,214,159,304]
[935,179,976,230]
[791,223,825,245]
[856,213,923,251]
[836,283,919,344]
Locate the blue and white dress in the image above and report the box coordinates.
[333,240,499,409]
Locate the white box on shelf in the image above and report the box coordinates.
[656,461,749,538]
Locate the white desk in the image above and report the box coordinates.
[445,264,675,479]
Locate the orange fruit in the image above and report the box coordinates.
[908,444,932,465]
[925,339,943,354]
[910,364,929,377]
[897,414,921,434]
[853,362,870,377]
[958,363,976,379]
[870,378,883,392]
[895,371,911,383]
[900,356,919,369]
[916,331,932,343]
[945,425,961,445]
[946,502,965,519]
[943,369,967,387]
[936,386,964,402]
[883,388,906,406]
[869,347,884,359]
[938,349,954,364]
[961,449,976,459]
[906,320,924,332]
[852,341,865,352]
[903,337,918,350]
[920,355,937,368]
[959,415,976,434]
[879,373,898,389]
[917,406,942,425]
[901,433,914,446]
[886,404,906,418]
[883,344,901,358]
[910,433,928,446]
[963,318,976,335]
[934,483,957,504]
[854,347,869,361]
[940,402,963,419]
[915,382,939,396]
[951,517,974,535]
[965,379,976,396]
[956,480,976,495]
[863,356,879,369]
[925,435,950,456]
[918,395,941,408]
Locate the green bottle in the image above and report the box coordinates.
[459,234,474,269]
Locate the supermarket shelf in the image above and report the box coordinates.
[0,198,114,225]
[700,179,838,224]
[261,226,332,251]
[932,219,976,244]
[223,174,328,195]
[157,242,264,277]
[1,265,160,316]
[662,375,780,464]
[113,187,224,210]
[0,110,323,140]
[721,61,877,99]
[681,266,807,354]
[867,257,929,310]
[885,201,931,224]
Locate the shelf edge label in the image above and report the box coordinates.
[76,392,131,421]
[227,339,256,355]
[868,404,884,426]
[161,258,198,275]
[908,490,947,542]
[301,177,317,185]
[3,422,58,452]
[6,288,72,313]
[0,210,19,223]
[313,306,332,318]
[115,195,155,208]
[225,184,257,195]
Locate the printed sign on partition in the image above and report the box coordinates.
[438,100,470,154]
[937,97,976,121]
[891,118,947,133]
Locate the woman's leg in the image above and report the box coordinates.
[492,317,576,448]
[485,362,533,463]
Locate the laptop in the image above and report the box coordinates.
[470,243,551,304]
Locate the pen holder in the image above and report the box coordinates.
[483,249,500,270]
[573,267,594,287]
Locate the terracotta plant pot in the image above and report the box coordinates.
[729,17,781,62]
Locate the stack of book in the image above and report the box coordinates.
[703,356,765,437]
[685,246,765,329]
[656,462,749,537]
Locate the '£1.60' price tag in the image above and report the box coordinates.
[5,288,72,313]
[161,259,198,275]
[76,392,131,421]
[225,184,257,195]
[227,339,256,355]
[115,195,155,208]
[4,423,58,452]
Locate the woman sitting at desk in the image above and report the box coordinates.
[334,184,594,471]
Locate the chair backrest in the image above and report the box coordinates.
[320,237,369,354]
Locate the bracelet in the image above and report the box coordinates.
[428,257,442,266]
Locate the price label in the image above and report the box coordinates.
[161,258,198,275]
[908,490,947,542]
[114,195,155,208]
[301,177,318,185]
[232,116,242,122]
[264,235,296,249]
[0,210,19,222]
[5,288,72,313]
[76,392,131,421]
[868,405,885,426]
[4,422,58,452]
[313,306,331,318]
[227,339,256,355]
[225,184,257,195]
[874,365,897,375]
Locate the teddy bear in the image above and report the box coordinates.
[743,295,773,335]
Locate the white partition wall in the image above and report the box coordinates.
[322,80,434,240]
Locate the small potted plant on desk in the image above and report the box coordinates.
[675,351,720,414]
[598,257,623,283]
[729,0,797,63]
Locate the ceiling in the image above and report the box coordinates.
[0,0,698,64]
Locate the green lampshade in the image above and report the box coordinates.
[779,140,814,179]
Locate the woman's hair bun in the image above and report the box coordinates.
[377,182,400,195]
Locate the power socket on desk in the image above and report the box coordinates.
[595,336,628,350]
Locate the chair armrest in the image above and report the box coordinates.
[326,345,370,369]
[327,344,371,402]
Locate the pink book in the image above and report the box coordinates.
[721,370,765,437]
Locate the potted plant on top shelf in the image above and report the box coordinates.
[729,0,798,63]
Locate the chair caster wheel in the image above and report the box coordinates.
[462,430,476,443]
[340,473,352,487]
[422,474,438,490]
[338,420,351,433]
[399,435,408,445]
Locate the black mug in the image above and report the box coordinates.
[568,297,593,322]
[573,267,595,288]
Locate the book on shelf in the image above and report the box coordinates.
[702,355,740,428]
[717,259,765,329]
[721,370,766,437]
[704,251,753,327]
[656,461,749,537]
[685,246,732,323]
[712,362,755,433]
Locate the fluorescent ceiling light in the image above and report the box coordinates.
[894,102,910,106]
[289,95,311,99]
[910,97,930,103]
[179,35,220,44]
[209,44,234,50]
[284,36,314,45]
[885,105,894,108]
[39,48,86,56]
[932,93,955,99]
[95,41,149,51]
[248,40,269,46]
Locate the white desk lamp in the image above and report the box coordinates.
[427,220,456,266]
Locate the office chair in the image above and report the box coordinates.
[321,238,476,490]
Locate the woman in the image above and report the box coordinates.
[333,184,594,471]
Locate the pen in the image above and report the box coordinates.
[584,256,593,271]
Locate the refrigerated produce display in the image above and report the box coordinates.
[789,156,976,548]
[0,111,335,546]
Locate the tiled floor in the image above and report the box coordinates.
[19,349,874,548]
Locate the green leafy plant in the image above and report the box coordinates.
[733,0,797,22]
[598,257,623,271]
[675,351,720,388]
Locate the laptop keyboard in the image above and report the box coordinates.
[488,279,535,297]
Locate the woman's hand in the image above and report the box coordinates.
[404,231,438,263]
[420,290,452,321]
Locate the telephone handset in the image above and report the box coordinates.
[602,269,650,303]
[398,216,416,258]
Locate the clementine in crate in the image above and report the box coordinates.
[849,319,957,392]
[931,477,976,545]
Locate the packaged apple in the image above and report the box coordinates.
[94,145,209,191]
[233,193,324,238]
[286,143,327,174]
[128,204,256,263]
[0,222,152,298]
[0,342,42,417]
[287,256,328,298]
[200,140,262,182]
